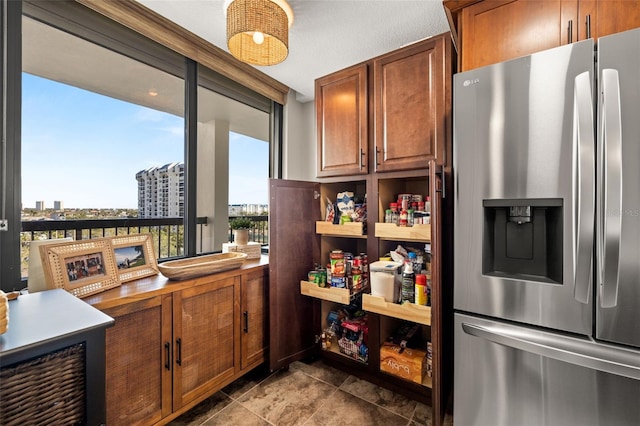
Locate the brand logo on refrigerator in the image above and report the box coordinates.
[463,78,480,87]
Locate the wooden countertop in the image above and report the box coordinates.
[84,255,269,310]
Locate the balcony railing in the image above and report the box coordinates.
[20,215,269,279]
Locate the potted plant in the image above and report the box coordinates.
[229,216,253,246]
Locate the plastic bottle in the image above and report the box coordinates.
[425,196,431,214]
[385,209,393,223]
[401,253,416,303]
[415,274,427,305]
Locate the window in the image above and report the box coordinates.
[0,1,280,291]
[196,70,270,252]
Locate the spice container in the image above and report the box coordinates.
[399,210,408,227]
[415,274,427,305]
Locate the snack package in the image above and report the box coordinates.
[325,197,335,222]
[336,191,355,217]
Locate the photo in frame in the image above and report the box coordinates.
[110,233,159,283]
[39,238,121,298]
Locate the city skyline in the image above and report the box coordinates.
[21,73,269,209]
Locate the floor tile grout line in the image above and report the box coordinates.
[337,378,417,421]
[300,379,343,426]
[296,363,418,422]
[205,399,276,426]
[221,368,281,402]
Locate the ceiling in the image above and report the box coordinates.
[135,0,452,103]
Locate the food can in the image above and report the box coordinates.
[331,276,347,288]
[316,268,327,287]
[351,267,362,291]
[344,252,354,276]
[308,270,318,283]
[330,250,345,276]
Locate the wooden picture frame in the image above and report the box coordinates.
[111,233,159,283]
[40,238,121,298]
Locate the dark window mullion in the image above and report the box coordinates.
[0,0,22,292]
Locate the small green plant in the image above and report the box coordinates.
[229,216,253,230]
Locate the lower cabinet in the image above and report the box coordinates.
[95,264,268,426]
[241,268,269,370]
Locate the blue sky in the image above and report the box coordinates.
[21,73,269,209]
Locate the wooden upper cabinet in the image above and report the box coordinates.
[374,35,450,172]
[578,0,640,40]
[446,0,640,71]
[459,0,572,71]
[316,64,368,177]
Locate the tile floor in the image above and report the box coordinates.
[169,358,453,426]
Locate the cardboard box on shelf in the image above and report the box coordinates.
[222,242,262,259]
[380,342,428,384]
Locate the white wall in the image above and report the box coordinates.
[282,90,316,182]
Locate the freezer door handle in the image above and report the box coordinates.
[572,71,595,304]
[461,321,640,380]
[599,69,623,308]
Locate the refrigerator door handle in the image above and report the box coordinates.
[572,71,595,304]
[461,321,640,380]
[599,69,623,308]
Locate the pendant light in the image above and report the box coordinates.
[226,0,294,66]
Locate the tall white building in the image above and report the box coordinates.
[136,162,184,218]
[35,201,45,211]
[53,200,64,211]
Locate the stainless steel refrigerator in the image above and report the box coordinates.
[453,29,640,425]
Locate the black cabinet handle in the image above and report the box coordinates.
[568,20,573,44]
[244,311,249,333]
[375,147,381,166]
[359,148,365,169]
[586,15,591,39]
[164,342,171,370]
[176,338,182,366]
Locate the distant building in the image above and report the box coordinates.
[54,200,64,211]
[228,204,268,216]
[136,162,184,218]
[35,201,45,211]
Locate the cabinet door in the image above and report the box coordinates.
[269,178,321,371]
[103,295,172,426]
[578,0,640,40]
[172,276,239,409]
[373,36,450,172]
[460,0,571,71]
[316,64,368,177]
[241,267,268,370]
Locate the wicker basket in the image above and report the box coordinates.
[0,291,8,335]
[0,343,86,425]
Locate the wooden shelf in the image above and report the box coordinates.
[362,294,431,325]
[379,369,433,389]
[374,223,430,242]
[315,221,366,238]
[300,280,351,304]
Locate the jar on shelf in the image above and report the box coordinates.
[399,209,408,227]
